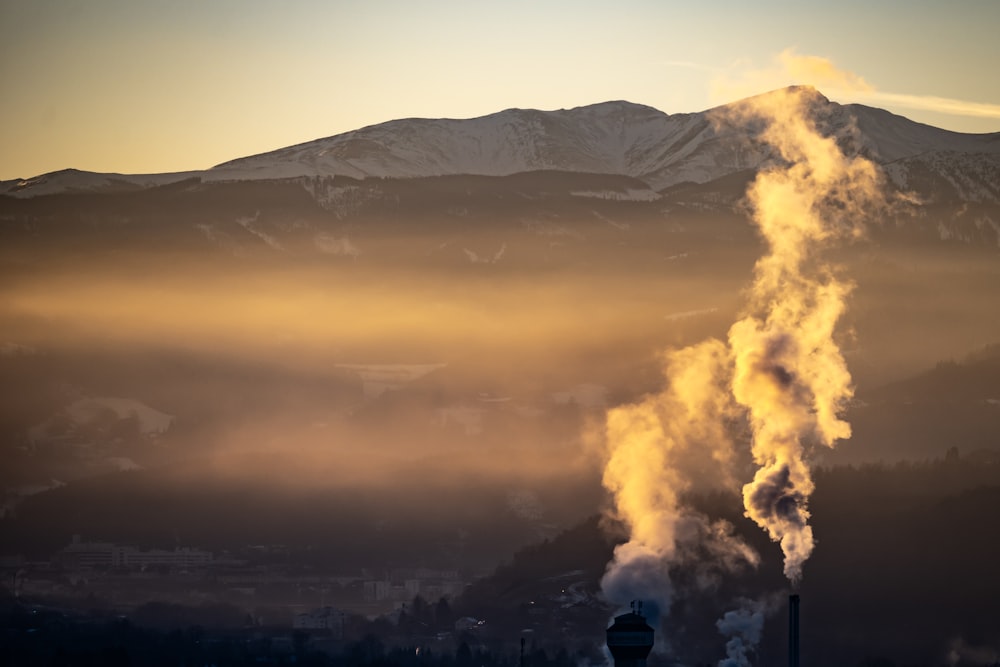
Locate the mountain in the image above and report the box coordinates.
[2,87,1000,487]
[4,86,999,256]
[212,88,999,193]
[4,87,999,199]
[837,344,1000,464]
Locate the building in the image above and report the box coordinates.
[606,604,654,667]
[59,536,212,570]
[364,568,466,603]
[293,606,346,639]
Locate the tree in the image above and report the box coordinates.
[435,597,453,628]
[456,640,473,667]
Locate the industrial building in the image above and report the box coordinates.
[606,602,654,667]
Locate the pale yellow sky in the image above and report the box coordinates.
[2,0,999,181]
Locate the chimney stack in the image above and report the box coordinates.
[789,594,800,667]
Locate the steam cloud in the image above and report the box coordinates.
[714,48,1000,122]
[728,85,883,582]
[601,84,886,616]
[600,341,758,614]
[716,599,768,667]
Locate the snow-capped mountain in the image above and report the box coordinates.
[210,87,1000,193]
[4,87,999,199]
[187,87,1000,195]
[210,100,719,188]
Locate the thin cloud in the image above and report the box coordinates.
[711,48,872,103]
[846,91,1000,121]
[715,48,1000,123]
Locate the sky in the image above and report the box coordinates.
[2,0,999,181]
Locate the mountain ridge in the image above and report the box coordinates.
[4,87,999,200]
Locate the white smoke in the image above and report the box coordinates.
[716,601,766,667]
[947,637,1000,667]
[724,85,885,583]
[600,341,759,615]
[601,82,887,623]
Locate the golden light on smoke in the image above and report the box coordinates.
[601,80,887,606]
[775,50,873,94]
[711,49,873,105]
[727,85,884,582]
[714,48,1000,123]
[602,340,737,554]
[600,340,755,610]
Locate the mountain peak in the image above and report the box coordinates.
[713,84,830,112]
[5,90,1000,199]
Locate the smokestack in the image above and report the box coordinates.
[606,601,654,667]
[789,594,800,667]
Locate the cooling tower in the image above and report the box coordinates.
[606,605,654,667]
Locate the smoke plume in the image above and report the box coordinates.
[726,85,883,582]
[716,599,767,667]
[600,341,758,614]
[601,84,885,610]
[713,48,1000,126]
[711,49,873,104]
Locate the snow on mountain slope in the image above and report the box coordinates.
[847,104,1000,162]
[883,152,1000,203]
[205,98,774,190]
[210,88,1000,192]
[4,87,999,198]
[209,101,698,186]
[0,168,199,198]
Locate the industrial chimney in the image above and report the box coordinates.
[606,601,654,667]
[789,594,800,667]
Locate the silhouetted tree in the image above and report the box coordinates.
[435,597,453,628]
[456,640,473,667]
